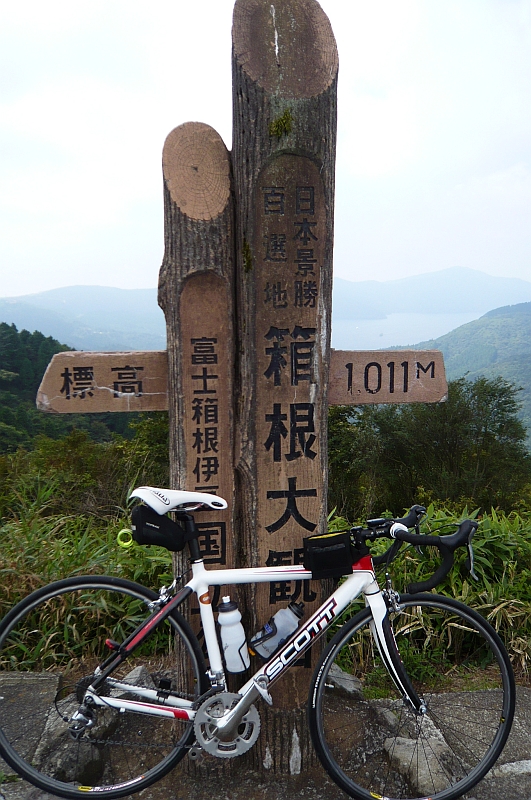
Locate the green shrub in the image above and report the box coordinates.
[327,504,531,680]
[0,503,173,619]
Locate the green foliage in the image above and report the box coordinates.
[327,503,531,678]
[0,413,172,667]
[0,476,173,622]
[0,323,70,400]
[328,405,385,521]
[0,414,169,520]
[121,413,170,485]
[242,239,253,273]
[327,508,350,532]
[0,420,172,669]
[419,301,531,443]
[0,772,20,785]
[0,323,133,452]
[329,376,531,520]
[386,505,531,678]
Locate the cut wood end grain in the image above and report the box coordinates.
[162,122,231,220]
[232,0,338,98]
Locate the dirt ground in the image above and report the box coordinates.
[1,684,530,800]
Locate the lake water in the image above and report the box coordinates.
[331,311,483,351]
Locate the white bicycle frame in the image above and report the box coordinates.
[83,554,415,725]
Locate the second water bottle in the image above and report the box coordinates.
[249,601,305,659]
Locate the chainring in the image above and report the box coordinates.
[193,691,260,758]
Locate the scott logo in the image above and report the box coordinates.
[264,599,338,680]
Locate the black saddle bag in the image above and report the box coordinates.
[131,505,186,552]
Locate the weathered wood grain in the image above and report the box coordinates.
[158,122,236,568]
[231,0,338,730]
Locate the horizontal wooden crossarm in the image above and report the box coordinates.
[36,349,447,413]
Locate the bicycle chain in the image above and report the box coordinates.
[55,682,198,750]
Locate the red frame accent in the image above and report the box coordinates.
[124,606,168,652]
[117,699,191,720]
[352,555,374,571]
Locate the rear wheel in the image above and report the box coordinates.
[0,575,208,799]
[308,594,515,800]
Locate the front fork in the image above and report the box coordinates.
[364,582,426,714]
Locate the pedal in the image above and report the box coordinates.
[253,676,273,706]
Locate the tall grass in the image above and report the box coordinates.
[0,479,173,620]
[2,487,530,681]
[362,504,531,680]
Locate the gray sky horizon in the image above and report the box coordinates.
[1,0,530,298]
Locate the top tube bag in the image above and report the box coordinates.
[303,531,356,579]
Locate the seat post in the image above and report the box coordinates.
[175,511,202,561]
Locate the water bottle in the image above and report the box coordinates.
[249,601,305,659]
[217,596,251,673]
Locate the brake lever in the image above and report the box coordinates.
[413,525,424,557]
[464,533,478,581]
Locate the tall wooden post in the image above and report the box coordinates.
[34,1,449,789]
[158,122,236,583]
[231,0,338,771]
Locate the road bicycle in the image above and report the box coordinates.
[0,486,515,800]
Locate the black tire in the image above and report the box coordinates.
[0,575,209,799]
[308,593,515,800]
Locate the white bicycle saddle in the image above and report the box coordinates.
[130,486,228,514]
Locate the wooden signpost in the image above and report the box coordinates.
[38,349,447,414]
[36,0,448,779]
[231,9,338,712]
[328,350,447,404]
[37,350,168,412]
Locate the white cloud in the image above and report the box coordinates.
[0,0,530,295]
[454,163,531,207]
[338,88,421,177]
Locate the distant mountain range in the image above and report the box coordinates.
[332,267,531,320]
[0,286,165,352]
[1,267,530,438]
[1,267,531,352]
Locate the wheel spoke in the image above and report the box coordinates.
[0,576,207,799]
[308,594,515,800]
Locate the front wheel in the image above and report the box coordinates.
[0,575,209,799]
[308,593,515,800]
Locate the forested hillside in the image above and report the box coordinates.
[0,323,131,452]
[329,375,531,521]
[416,302,531,438]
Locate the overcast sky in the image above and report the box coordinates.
[1,0,530,298]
